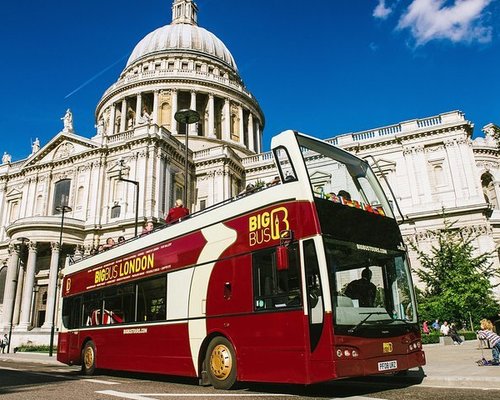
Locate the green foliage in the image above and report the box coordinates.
[411,218,500,328]
[16,344,55,353]
[421,331,441,344]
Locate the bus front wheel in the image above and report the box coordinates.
[205,337,237,390]
[81,341,96,375]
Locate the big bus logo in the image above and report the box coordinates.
[248,206,289,246]
[65,278,71,294]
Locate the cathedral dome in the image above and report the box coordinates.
[126,0,237,71]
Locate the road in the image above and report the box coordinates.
[0,360,497,400]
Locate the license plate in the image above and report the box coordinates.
[378,360,397,371]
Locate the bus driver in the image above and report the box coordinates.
[344,267,376,307]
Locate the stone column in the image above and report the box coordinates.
[248,114,255,152]
[256,123,262,153]
[208,94,215,138]
[12,263,24,325]
[190,91,197,135]
[444,140,464,201]
[171,90,178,134]
[239,106,245,146]
[16,241,37,331]
[120,99,127,132]
[223,99,231,141]
[403,148,419,206]
[41,242,61,330]
[414,146,432,203]
[108,104,116,136]
[152,91,159,125]
[135,93,143,125]
[0,243,21,329]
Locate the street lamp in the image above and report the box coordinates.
[174,109,200,207]
[49,205,72,357]
[7,237,29,354]
[117,159,140,237]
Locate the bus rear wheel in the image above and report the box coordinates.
[81,341,96,376]
[205,337,237,390]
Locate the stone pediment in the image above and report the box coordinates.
[368,157,396,174]
[310,170,332,185]
[22,132,99,168]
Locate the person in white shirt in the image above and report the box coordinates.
[440,321,450,336]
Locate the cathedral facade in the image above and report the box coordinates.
[0,0,499,348]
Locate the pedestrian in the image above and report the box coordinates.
[477,319,500,365]
[449,323,463,345]
[431,319,440,331]
[440,321,450,336]
[1,334,8,353]
[422,320,430,335]
[165,199,189,225]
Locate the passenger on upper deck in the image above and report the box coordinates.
[141,221,154,235]
[165,199,189,225]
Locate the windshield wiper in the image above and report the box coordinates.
[348,312,388,334]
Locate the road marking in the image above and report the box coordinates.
[84,378,121,385]
[97,390,297,399]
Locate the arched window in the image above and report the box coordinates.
[481,173,498,209]
[52,179,71,214]
[76,186,85,210]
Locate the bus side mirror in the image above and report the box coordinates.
[276,246,289,271]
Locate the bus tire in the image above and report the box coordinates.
[81,341,97,376]
[205,337,237,390]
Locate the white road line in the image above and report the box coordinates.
[83,378,121,385]
[97,390,297,399]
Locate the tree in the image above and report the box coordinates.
[411,218,500,329]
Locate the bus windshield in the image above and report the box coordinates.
[324,237,417,334]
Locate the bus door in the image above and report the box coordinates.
[302,238,335,382]
[241,243,305,383]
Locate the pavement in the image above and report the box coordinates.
[0,339,499,390]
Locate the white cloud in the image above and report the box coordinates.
[374,0,394,19]
[397,0,493,46]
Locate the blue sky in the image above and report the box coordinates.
[1,0,499,160]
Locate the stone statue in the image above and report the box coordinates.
[2,152,11,164]
[32,138,40,154]
[96,119,104,136]
[61,109,74,132]
[139,108,151,124]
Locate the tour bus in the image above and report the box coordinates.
[57,130,425,389]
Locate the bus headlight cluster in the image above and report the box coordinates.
[408,341,421,352]
[336,346,360,359]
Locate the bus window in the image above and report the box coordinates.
[83,292,102,326]
[137,276,166,322]
[102,284,135,324]
[303,239,324,351]
[62,296,81,329]
[273,146,297,183]
[253,244,301,311]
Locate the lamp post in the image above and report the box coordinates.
[174,109,200,207]
[49,205,72,357]
[117,159,140,237]
[7,237,29,354]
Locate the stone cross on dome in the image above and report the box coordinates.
[171,0,198,26]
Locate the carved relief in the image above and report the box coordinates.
[54,142,75,160]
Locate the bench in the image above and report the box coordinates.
[439,335,465,345]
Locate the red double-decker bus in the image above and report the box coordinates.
[57,130,425,389]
